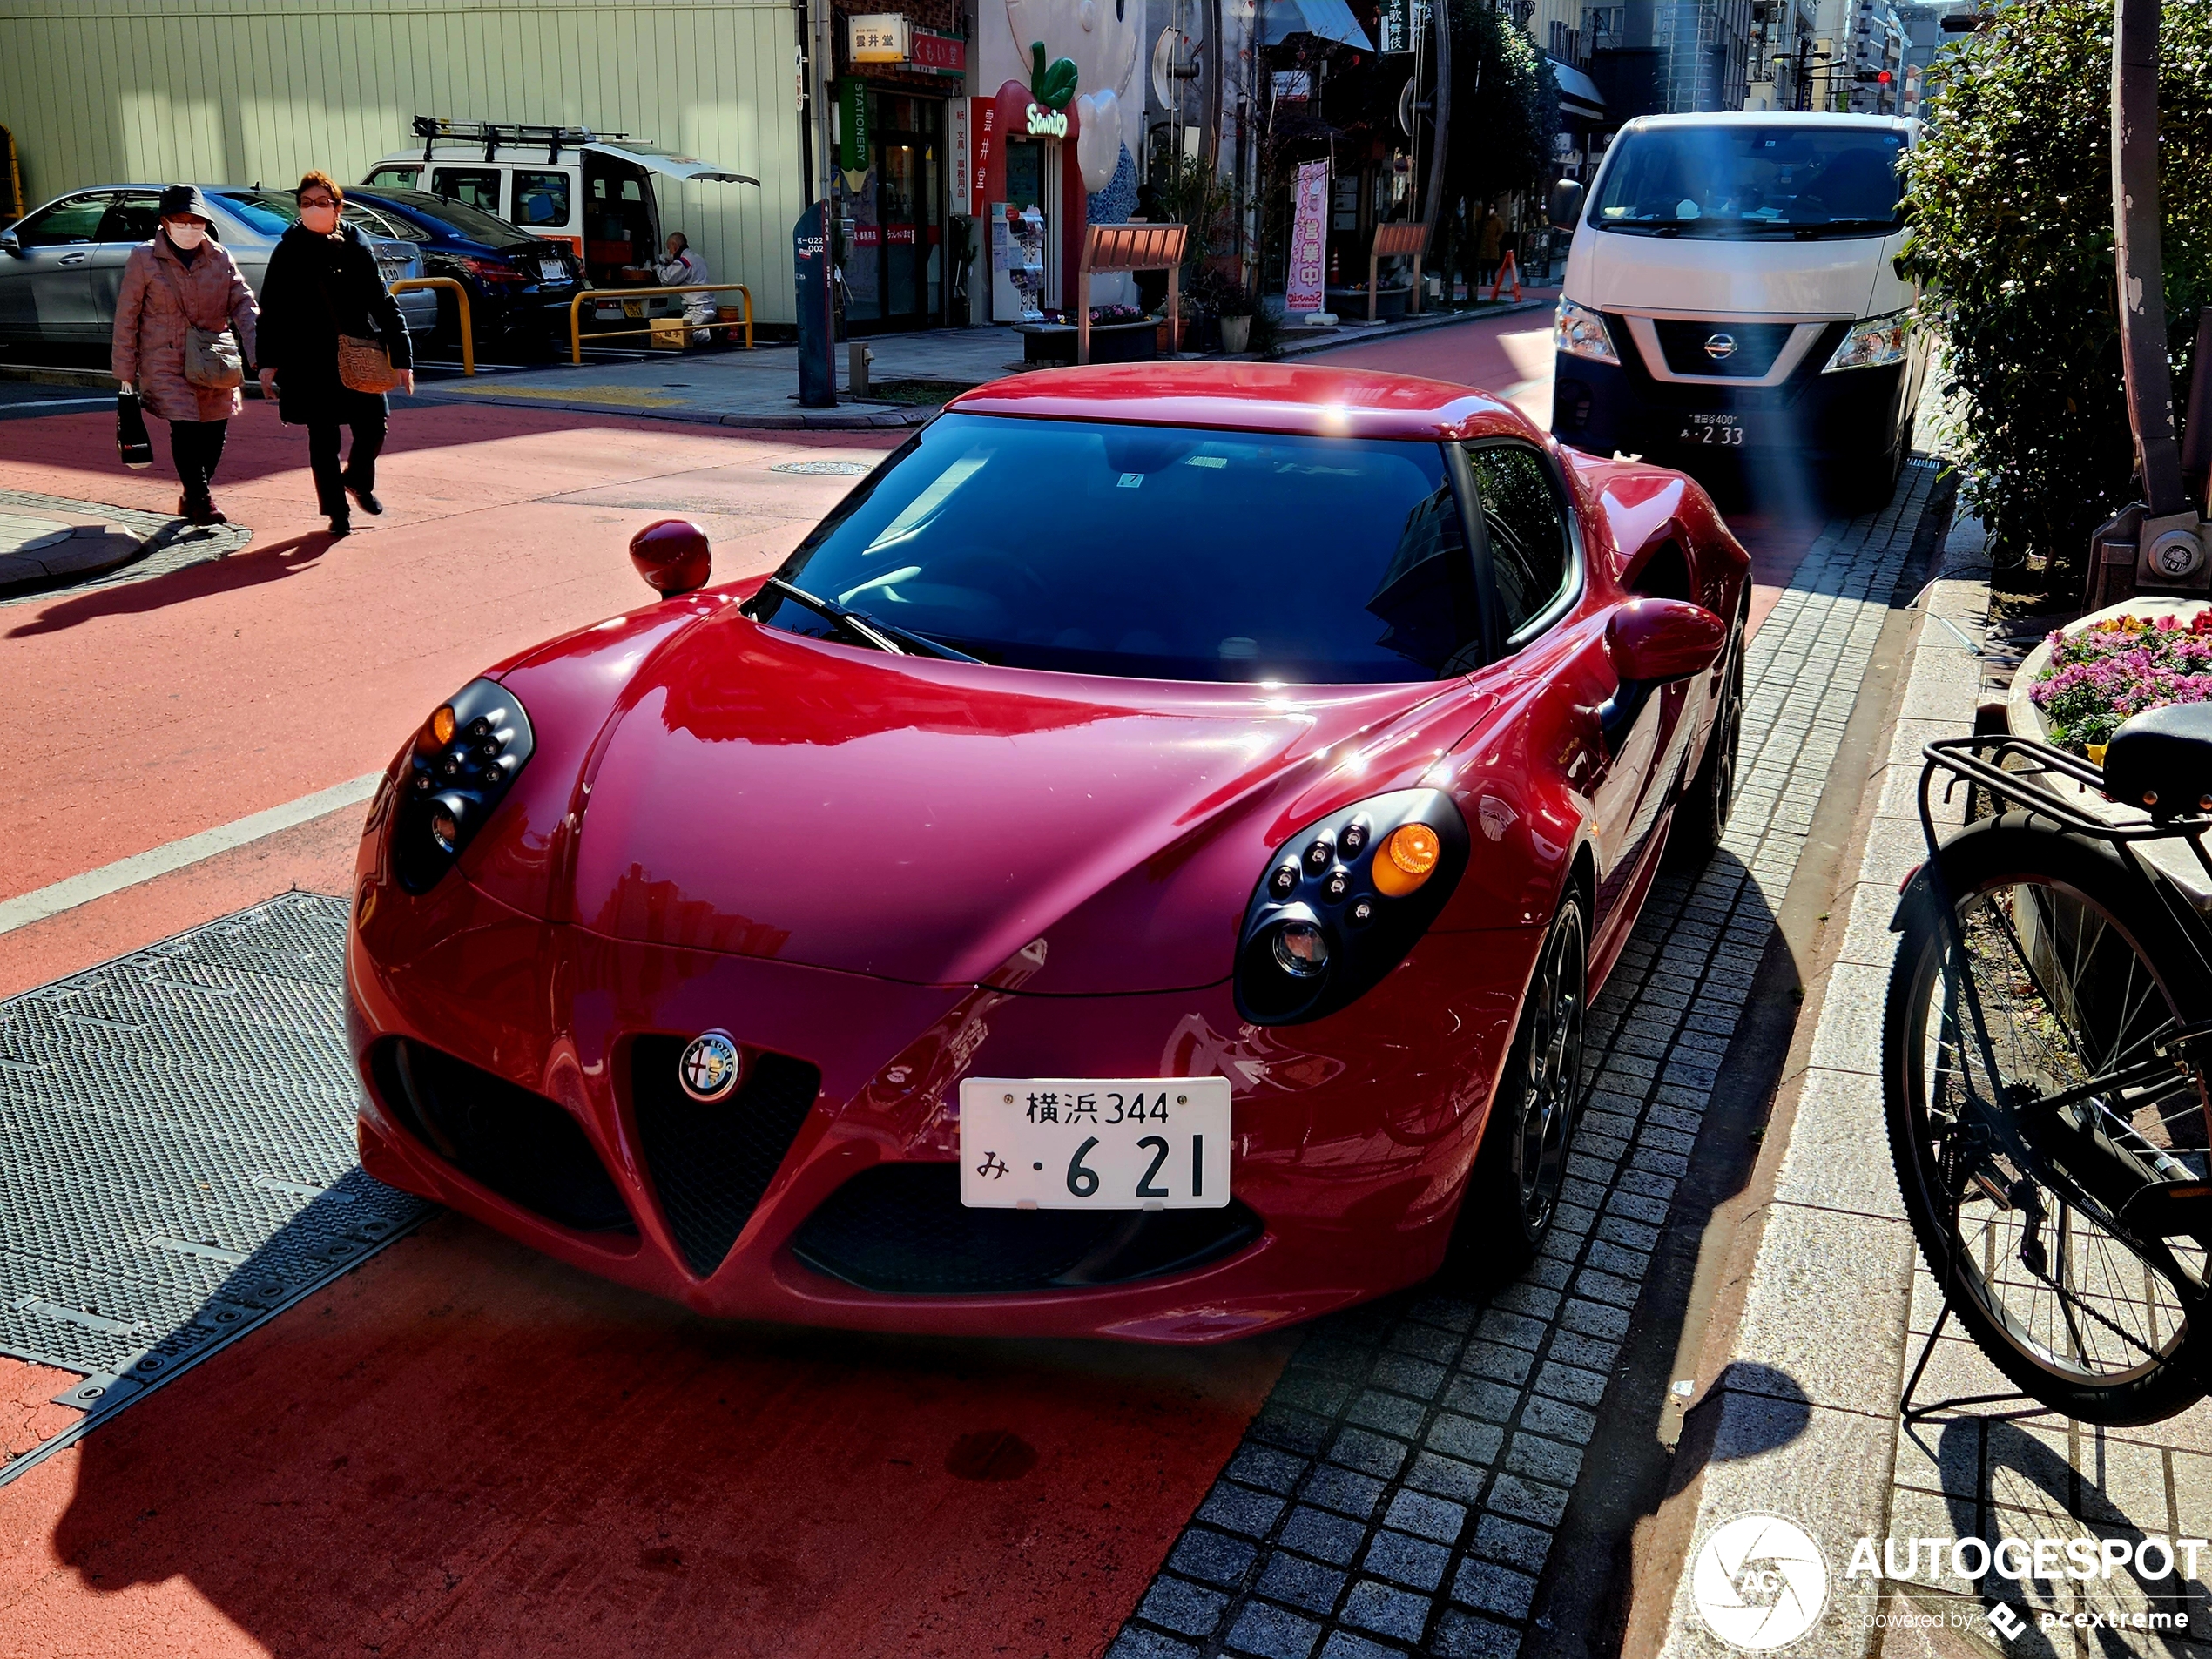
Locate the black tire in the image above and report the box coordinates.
[1446,894,1590,1287]
[1664,621,1744,870]
[1885,814,2212,1425]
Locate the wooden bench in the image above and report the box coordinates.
[1077,223,1189,365]
[1366,221,1430,321]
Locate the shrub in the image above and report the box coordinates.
[1902,0,2210,598]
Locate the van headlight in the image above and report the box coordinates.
[390,678,535,892]
[1555,300,1619,366]
[1823,309,1912,373]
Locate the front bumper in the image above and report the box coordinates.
[347,869,1537,1342]
[1552,323,1912,473]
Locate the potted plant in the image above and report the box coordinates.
[1213,281,1256,354]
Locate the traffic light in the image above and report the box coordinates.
[1853,68,1893,82]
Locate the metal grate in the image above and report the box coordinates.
[0,894,428,1462]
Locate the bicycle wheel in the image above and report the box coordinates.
[1885,813,2212,1425]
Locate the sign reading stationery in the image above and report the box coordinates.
[1286,160,1329,313]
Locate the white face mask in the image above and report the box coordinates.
[300,203,339,235]
[165,222,207,249]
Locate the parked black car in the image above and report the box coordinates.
[345,187,583,357]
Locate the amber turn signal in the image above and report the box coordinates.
[1372,823,1441,896]
[428,705,456,746]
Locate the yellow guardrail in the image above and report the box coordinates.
[386,277,473,376]
[569,283,754,363]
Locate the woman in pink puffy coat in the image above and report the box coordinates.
[111,185,261,527]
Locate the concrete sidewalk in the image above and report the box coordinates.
[1648,515,2212,1658]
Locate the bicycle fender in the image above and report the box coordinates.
[1889,861,1932,931]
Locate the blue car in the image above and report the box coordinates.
[346,187,585,356]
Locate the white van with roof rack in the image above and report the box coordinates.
[362,118,758,294]
[1550,111,1928,506]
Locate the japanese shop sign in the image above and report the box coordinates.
[1286,160,1328,312]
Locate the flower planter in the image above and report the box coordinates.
[1219,315,1252,354]
[2005,594,2212,909]
[1016,320,1158,365]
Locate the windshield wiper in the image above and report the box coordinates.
[759,577,981,663]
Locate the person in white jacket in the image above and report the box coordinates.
[644,233,717,344]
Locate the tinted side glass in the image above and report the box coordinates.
[97,194,164,243]
[431,167,503,214]
[16,196,108,246]
[364,166,420,190]
[512,170,572,227]
[1467,443,1572,637]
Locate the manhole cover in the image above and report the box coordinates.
[770,460,873,476]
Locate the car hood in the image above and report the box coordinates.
[551,610,1463,993]
[1568,226,1887,318]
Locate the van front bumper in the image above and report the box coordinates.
[1551,327,1912,470]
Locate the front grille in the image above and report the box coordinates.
[791,1163,1262,1295]
[1651,320,1799,379]
[368,1038,634,1233]
[629,1037,821,1278]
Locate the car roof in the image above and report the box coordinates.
[1623,111,1915,133]
[943,363,1535,443]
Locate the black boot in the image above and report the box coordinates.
[344,475,383,516]
[327,513,352,538]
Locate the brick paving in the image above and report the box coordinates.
[1108,465,1943,1659]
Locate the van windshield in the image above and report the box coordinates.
[1589,124,1906,239]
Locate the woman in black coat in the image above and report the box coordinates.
[254,170,414,536]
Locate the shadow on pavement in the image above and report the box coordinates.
[5,529,344,637]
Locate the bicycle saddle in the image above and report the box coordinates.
[2102,700,2212,817]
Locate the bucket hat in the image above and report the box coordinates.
[158,184,214,221]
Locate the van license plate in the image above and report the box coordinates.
[1680,414,1747,447]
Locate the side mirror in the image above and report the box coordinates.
[629,517,712,597]
[1607,597,1725,683]
[1546,179,1586,233]
[1595,598,1726,747]
[0,230,21,257]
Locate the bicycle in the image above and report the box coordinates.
[1885,704,2212,1426]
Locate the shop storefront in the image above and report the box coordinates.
[831,6,969,333]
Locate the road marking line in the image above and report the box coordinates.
[2,395,117,409]
[0,772,381,936]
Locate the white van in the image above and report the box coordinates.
[1551,112,1927,504]
[363,119,758,292]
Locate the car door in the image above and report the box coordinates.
[1464,438,1676,925]
[0,192,111,344]
[89,189,165,333]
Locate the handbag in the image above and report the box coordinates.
[116,391,152,469]
[316,262,401,395]
[150,257,245,390]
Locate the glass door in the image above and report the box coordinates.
[849,92,944,334]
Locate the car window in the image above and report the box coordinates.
[759,415,1483,684]
[96,193,164,243]
[364,165,420,191]
[212,191,296,236]
[13,195,109,247]
[344,202,421,241]
[511,170,572,227]
[431,167,503,215]
[365,188,529,245]
[1467,443,1573,639]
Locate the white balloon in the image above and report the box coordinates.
[1077,89,1122,192]
[1079,0,1097,30]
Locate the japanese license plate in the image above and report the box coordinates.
[959,1077,1231,1210]
[1679,413,1748,447]
[538,259,567,282]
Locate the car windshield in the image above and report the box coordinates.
[361,188,530,245]
[1589,124,1906,238]
[756,414,1482,685]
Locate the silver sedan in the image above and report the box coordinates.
[0,184,438,353]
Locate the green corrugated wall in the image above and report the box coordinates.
[0,0,804,320]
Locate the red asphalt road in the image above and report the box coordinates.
[0,313,1825,1656]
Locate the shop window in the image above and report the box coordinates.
[430,167,502,214]
[512,170,571,228]
[1467,442,1573,638]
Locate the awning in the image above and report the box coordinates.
[1548,57,1608,123]
[583,140,759,187]
[1258,0,1375,52]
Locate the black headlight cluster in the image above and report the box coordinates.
[1234,788,1470,1026]
[392,678,536,893]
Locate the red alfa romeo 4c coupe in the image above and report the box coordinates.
[347,363,1750,1342]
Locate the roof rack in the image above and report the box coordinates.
[410,116,641,165]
